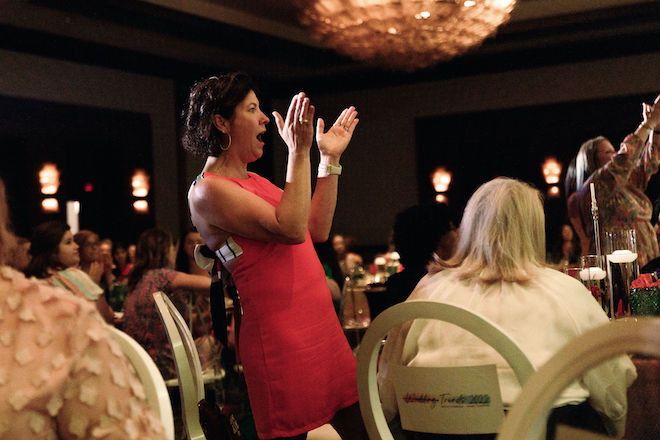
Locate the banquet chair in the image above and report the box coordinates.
[497,317,660,440]
[106,325,175,440]
[154,291,207,440]
[356,301,535,440]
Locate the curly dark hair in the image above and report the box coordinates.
[181,72,257,158]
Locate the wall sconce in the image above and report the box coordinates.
[432,167,452,192]
[435,194,448,204]
[39,163,60,195]
[41,198,59,213]
[542,158,562,185]
[431,167,452,204]
[131,169,150,197]
[133,200,149,214]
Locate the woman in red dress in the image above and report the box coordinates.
[184,73,366,440]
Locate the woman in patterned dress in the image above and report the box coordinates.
[575,93,660,267]
[122,227,210,379]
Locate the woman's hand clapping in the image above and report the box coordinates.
[316,106,359,161]
[272,92,315,156]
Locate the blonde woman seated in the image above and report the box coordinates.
[0,178,167,439]
[378,178,637,439]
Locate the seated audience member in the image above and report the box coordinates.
[112,241,134,282]
[128,243,137,263]
[74,229,116,289]
[25,221,115,324]
[378,178,637,439]
[123,227,210,379]
[332,233,364,276]
[174,228,220,372]
[370,202,457,319]
[0,177,167,439]
[7,235,31,271]
[314,240,344,313]
[547,223,581,268]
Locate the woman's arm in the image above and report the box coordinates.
[638,95,660,182]
[189,93,315,245]
[96,295,116,324]
[308,107,359,241]
[170,271,211,293]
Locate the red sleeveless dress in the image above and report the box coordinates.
[203,172,358,439]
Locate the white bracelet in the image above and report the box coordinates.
[318,163,342,178]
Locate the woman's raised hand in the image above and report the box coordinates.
[642,93,660,129]
[272,92,315,154]
[316,106,359,160]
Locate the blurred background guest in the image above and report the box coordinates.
[174,228,219,372]
[0,177,167,440]
[74,229,116,290]
[332,233,364,277]
[112,241,134,282]
[575,93,660,267]
[314,240,344,314]
[25,221,115,324]
[547,223,581,268]
[175,228,207,276]
[127,242,137,264]
[369,202,457,320]
[123,227,210,379]
[7,235,31,271]
[379,178,636,439]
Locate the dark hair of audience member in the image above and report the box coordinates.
[24,221,71,279]
[175,227,196,273]
[127,227,174,290]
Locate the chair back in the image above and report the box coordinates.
[497,317,660,440]
[106,325,175,440]
[356,300,535,440]
[154,291,206,440]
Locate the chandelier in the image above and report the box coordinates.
[293,0,518,71]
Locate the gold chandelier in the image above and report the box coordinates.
[293,0,518,71]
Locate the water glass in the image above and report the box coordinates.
[604,229,639,318]
[579,255,609,315]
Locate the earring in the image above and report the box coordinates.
[221,133,231,151]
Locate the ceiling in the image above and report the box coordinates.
[1,0,659,94]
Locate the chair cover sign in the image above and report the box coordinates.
[356,301,535,440]
[153,290,207,440]
[106,325,175,440]
[497,318,660,440]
